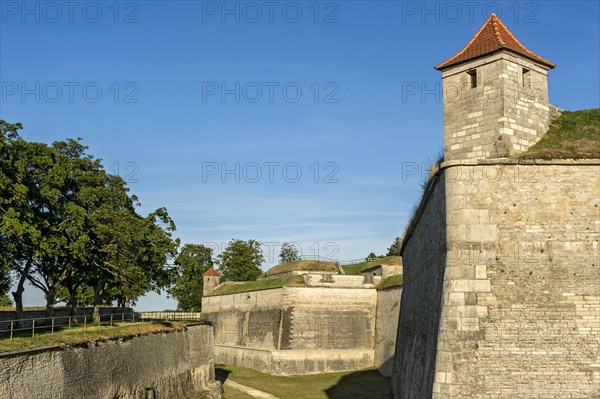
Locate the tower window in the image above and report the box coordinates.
[468,69,477,88]
[522,68,531,87]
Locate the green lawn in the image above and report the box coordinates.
[520,108,600,159]
[208,275,305,296]
[380,274,404,289]
[215,365,391,399]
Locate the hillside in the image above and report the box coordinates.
[520,108,600,159]
[208,275,306,296]
[342,256,403,275]
[261,260,339,277]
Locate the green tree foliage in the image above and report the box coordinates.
[0,120,50,320]
[0,120,178,317]
[368,252,377,259]
[279,242,299,264]
[386,236,402,256]
[0,293,12,307]
[217,239,264,282]
[170,244,214,311]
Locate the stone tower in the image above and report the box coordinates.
[436,14,557,161]
[203,267,220,297]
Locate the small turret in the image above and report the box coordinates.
[203,267,220,297]
[436,14,556,161]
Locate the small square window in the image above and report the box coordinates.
[522,68,531,87]
[467,70,477,88]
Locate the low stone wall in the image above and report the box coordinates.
[303,273,381,288]
[0,323,221,399]
[214,345,374,376]
[375,286,402,376]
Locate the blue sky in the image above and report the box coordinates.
[1,0,598,310]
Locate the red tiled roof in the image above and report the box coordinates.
[203,267,220,277]
[435,14,555,70]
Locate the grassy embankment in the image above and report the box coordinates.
[0,321,184,353]
[342,256,402,275]
[209,260,340,296]
[208,275,306,296]
[519,108,600,159]
[262,260,339,277]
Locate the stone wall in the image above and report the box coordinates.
[0,323,221,399]
[391,172,447,398]
[375,285,402,376]
[302,273,381,288]
[202,286,377,375]
[392,160,600,398]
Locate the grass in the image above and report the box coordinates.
[0,321,184,353]
[208,275,306,296]
[215,364,390,399]
[519,108,600,159]
[379,274,404,289]
[342,256,402,275]
[262,260,339,277]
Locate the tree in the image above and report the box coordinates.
[171,244,213,311]
[0,293,12,307]
[387,236,402,256]
[368,252,377,259]
[1,120,178,320]
[0,121,53,321]
[279,242,299,264]
[217,239,264,281]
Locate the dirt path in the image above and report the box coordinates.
[220,377,280,399]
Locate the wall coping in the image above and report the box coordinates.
[441,158,600,167]
[214,344,272,353]
[0,345,62,359]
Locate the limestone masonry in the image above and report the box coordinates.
[201,273,389,375]
[0,323,221,399]
[392,14,599,399]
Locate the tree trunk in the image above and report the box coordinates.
[45,286,57,319]
[92,282,103,322]
[68,286,79,324]
[12,259,32,327]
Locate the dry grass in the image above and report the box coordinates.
[0,321,184,353]
[262,260,339,277]
[519,108,600,159]
[0,306,61,311]
[208,275,306,297]
[342,256,403,275]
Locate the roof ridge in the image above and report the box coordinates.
[435,13,555,70]
[493,13,551,63]
[435,14,495,70]
[490,14,507,47]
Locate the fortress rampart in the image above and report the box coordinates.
[392,160,600,398]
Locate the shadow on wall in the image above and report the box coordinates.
[378,357,395,378]
[324,369,392,399]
